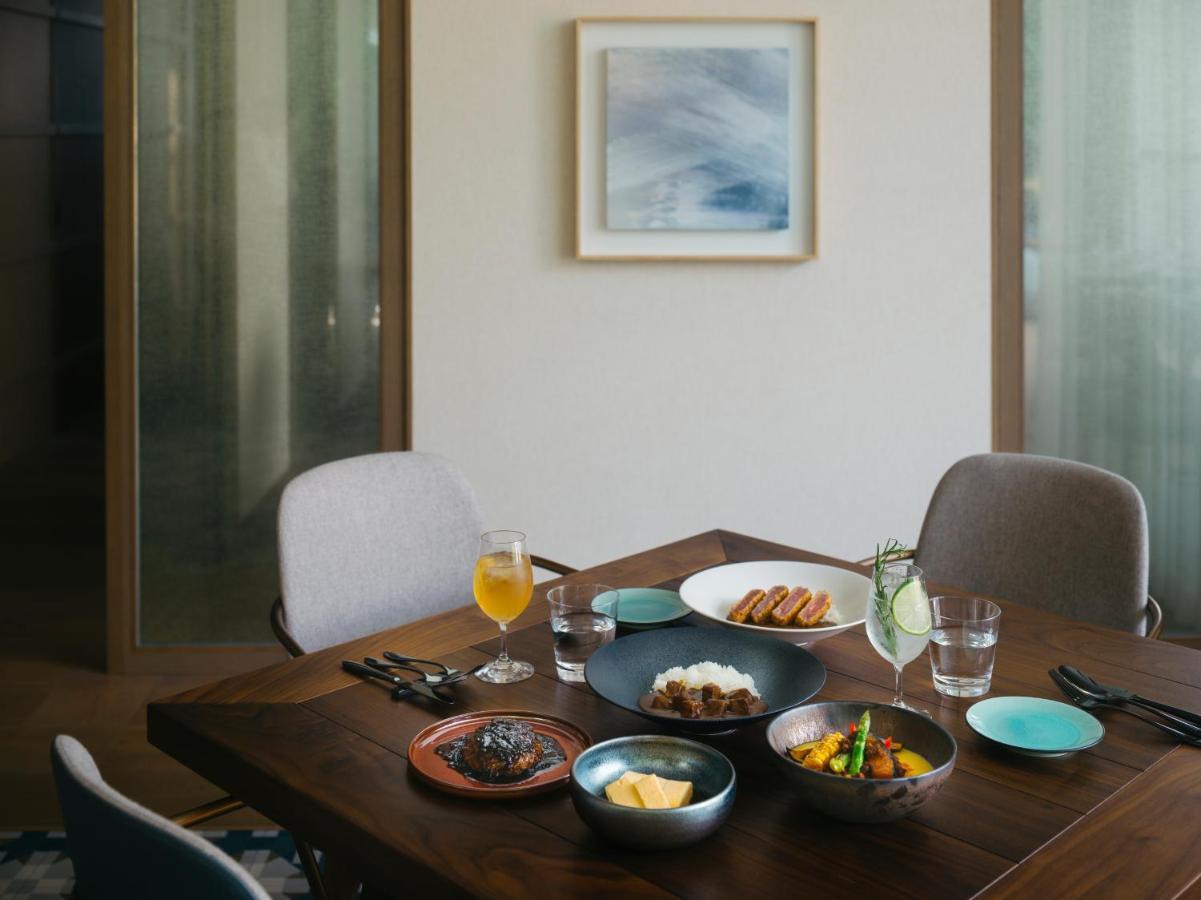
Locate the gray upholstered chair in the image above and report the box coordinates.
[50,735,270,900]
[271,451,574,656]
[263,452,576,896]
[879,453,1160,636]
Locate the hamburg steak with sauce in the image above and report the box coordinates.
[461,718,543,778]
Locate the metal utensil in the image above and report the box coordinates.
[341,660,455,705]
[1058,665,1201,731]
[381,651,459,678]
[1057,667,1201,737]
[363,656,482,686]
[1049,669,1201,745]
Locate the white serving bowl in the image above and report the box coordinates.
[678,560,869,645]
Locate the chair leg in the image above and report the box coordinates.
[295,838,328,900]
[168,795,246,828]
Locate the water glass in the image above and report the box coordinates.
[929,596,1002,697]
[546,584,618,682]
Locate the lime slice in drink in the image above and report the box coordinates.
[891,579,931,636]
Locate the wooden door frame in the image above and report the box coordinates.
[380,0,411,452]
[103,0,411,673]
[991,0,1024,452]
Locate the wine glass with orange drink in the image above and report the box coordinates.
[472,530,535,683]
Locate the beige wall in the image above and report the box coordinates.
[410,0,991,569]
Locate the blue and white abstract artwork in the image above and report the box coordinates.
[605,47,790,231]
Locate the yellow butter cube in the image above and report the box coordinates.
[603,778,644,808]
[618,770,648,785]
[633,773,671,809]
[659,777,694,808]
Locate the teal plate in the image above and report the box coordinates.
[966,696,1105,757]
[597,588,691,629]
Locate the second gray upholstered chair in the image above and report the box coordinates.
[273,452,485,655]
[51,735,270,900]
[912,453,1158,636]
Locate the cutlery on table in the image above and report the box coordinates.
[342,660,456,705]
[382,651,461,678]
[1049,669,1201,746]
[1058,665,1201,731]
[363,656,483,686]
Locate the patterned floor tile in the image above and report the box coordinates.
[0,830,316,899]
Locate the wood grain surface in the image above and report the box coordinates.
[148,530,1201,898]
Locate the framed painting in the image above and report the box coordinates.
[575,17,818,261]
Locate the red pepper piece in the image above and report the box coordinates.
[885,736,893,750]
[849,722,857,734]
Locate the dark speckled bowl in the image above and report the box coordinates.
[585,627,826,734]
[570,736,736,849]
[766,702,956,823]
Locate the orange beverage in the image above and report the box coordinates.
[473,551,533,624]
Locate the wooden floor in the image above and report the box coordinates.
[0,427,269,829]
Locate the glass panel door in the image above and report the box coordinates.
[135,0,380,645]
[1024,0,1201,633]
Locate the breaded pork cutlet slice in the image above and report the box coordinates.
[770,586,812,626]
[796,589,832,627]
[750,585,790,625]
[727,588,765,623]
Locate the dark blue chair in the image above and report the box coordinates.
[51,735,270,900]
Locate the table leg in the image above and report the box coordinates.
[322,854,363,900]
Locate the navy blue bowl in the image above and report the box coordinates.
[570,735,736,849]
[584,627,826,734]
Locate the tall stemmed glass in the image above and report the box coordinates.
[865,555,932,713]
[472,530,535,684]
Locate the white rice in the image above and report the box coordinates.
[651,661,758,696]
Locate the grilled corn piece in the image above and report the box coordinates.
[802,731,846,771]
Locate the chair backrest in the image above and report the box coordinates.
[277,451,484,653]
[915,453,1150,634]
[50,735,270,900]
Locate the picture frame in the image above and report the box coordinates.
[575,17,819,262]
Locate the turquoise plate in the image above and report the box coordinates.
[597,588,691,629]
[966,696,1105,756]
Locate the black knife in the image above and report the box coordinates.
[341,660,455,705]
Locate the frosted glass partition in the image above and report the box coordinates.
[136,1,380,645]
[1024,1,1201,632]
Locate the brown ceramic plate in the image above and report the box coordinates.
[407,709,592,799]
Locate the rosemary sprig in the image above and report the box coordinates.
[871,538,906,659]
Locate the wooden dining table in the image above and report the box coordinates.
[148,531,1201,899]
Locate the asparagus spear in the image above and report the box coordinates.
[849,710,870,775]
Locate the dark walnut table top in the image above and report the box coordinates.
[149,531,1201,899]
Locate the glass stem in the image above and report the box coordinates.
[497,621,510,664]
[893,664,905,706]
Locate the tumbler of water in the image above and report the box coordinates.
[928,596,1002,697]
[546,584,618,682]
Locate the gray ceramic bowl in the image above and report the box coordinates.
[766,702,956,823]
[570,735,736,849]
